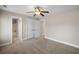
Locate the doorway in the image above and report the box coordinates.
[12,18,18,42]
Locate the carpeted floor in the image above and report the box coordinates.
[0,37,79,54]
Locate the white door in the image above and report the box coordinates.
[27,19,41,39]
[27,19,33,39]
[33,20,41,38]
[18,18,22,40]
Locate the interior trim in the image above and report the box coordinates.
[45,36,79,49]
[0,41,12,47]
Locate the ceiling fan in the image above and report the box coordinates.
[26,6,49,16]
[3,5,7,7]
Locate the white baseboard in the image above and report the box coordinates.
[45,36,79,49]
[0,41,12,47]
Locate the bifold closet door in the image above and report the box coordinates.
[27,19,41,39]
[22,19,27,40]
[27,19,33,39]
[33,20,41,38]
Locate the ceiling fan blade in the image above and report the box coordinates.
[26,11,34,13]
[40,13,44,16]
[41,11,49,13]
[3,5,7,7]
[34,14,36,16]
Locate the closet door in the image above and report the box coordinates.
[27,19,41,39]
[33,20,41,38]
[22,19,27,40]
[27,19,33,39]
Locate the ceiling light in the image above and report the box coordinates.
[35,12,40,15]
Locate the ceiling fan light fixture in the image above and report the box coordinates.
[35,11,40,15]
[34,7,40,15]
[27,6,49,16]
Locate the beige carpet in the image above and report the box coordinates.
[0,37,79,54]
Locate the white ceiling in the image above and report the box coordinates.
[0,5,79,17]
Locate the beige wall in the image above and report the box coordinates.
[0,10,22,44]
[0,10,32,45]
[45,8,79,46]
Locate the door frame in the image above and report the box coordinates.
[11,16,22,43]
